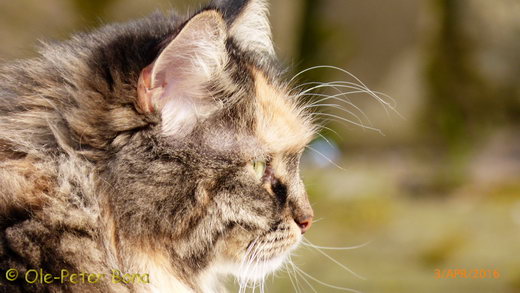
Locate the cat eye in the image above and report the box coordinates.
[252,160,267,180]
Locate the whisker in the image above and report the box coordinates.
[288,256,312,293]
[306,103,366,130]
[298,80,399,108]
[260,262,266,293]
[239,238,260,292]
[293,266,363,293]
[300,83,397,117]
[325,82,401,118]
[295,90,365,119]
[284,263,300,293]
[313,122,342,141]
[290,261,318,293]
[296,83,369,99]
[311,112,384,135]
[302,92,373,125]
[291,82,369,97]
[247,237,273,291]
[288,65,403,122]
[294,267,318,293]
[314,131,336,150]
[290,65,378,98]
[311,217,324,224]
[302,238,372,250]
[305,145,345,170]
[325,81,399,109]
[301,239,366,280]
[247,241,264,288]
[293,81,370,96]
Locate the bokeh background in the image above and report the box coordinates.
[1,0,519,292]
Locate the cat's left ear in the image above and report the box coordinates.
[137,11,228,136]
[212,0,275,56]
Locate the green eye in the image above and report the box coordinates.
[252,160,267,180]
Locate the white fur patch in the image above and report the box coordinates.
[235,253,288,281]
[129,250,194,293]
[229,0,275,56]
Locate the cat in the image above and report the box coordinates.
[0,0,316,292]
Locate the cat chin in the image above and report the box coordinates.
[212,245,296,283]
[233,252,289,281]
[234,239,302,282]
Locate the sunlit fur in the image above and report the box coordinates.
[228,0,275,57]
[0,1,318,292]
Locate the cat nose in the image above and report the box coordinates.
[295,216,313,234]
[289,180,314,234]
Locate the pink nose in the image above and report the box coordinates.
[295,216,313,234]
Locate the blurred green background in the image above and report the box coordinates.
[1,0,519,292]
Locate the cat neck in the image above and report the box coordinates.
[125,247,226,293]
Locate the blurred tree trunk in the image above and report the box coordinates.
[297,0,322,83]
[296,0,357,142]
[424,0,493,148]
[423,0,483,189]
[421,0,510,191]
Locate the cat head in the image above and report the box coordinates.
[95,0,315,287]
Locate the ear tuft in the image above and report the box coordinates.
[214,0,274,57]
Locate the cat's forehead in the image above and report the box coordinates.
[252,68,314,154]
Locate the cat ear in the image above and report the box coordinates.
[212,0,274,56]
[137,11,228,136]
